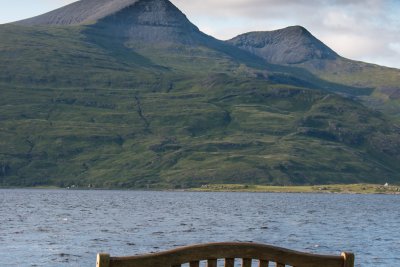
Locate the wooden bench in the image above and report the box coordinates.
[96,242,354,267]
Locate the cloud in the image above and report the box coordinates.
[389,43,400,54]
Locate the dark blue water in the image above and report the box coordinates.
[0,190,399,266]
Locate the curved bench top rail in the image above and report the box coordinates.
[97,242,354,267]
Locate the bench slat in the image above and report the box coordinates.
[225,258,235,267]
[276,263,285,267]
[259,260,269,267]
[190,261,200,267]
[208,259,217,267]
[97,253,110,267]
[342,252,355,267]
[242,258,252,267]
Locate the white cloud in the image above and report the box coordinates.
[389,43,400,54]
[322,11,359,30]
[322,34,384,58]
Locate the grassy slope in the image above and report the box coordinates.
[1,24,400,188]
[296,58,400,122]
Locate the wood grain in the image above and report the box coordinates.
[97,253,110,267]
[342,252,355,267]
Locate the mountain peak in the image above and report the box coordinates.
[15,0,205,44]
[89,0,203,44]
[279,25,309,34]
[228,25,338,65]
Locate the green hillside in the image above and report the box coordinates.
[1,0,400,188]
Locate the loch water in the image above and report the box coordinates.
[0,189,399,267]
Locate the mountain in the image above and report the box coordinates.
[229,27,400,122]
[0,0,400,188]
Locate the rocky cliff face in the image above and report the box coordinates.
[228,26,338,65]
[90,0,205,44]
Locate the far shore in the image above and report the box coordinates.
[1,183,400,194]
[189,183,400,195]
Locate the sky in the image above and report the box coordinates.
[1,0,400,69]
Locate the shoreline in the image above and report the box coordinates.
[1,183,400,195]
[189,183,400,195]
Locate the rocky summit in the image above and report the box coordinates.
[229,26,338,65]
[88,0,206,44]
[1,0,400,188]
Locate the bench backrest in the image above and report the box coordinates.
[97,242,354,267]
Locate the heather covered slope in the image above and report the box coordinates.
[1,0,400,188]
